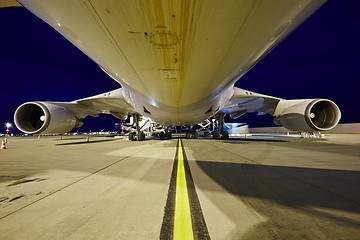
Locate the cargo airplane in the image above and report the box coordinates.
[2,0,341,140]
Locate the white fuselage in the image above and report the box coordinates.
[19,0,326,125]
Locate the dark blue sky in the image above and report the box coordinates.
[1,1,359,133]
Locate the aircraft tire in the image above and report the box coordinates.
[159,132,165,140]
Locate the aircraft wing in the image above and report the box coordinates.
[14,88,138,134]
[221,87,281,119]
[73,88,137,119]
[222,86,341,132]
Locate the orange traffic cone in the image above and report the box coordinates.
[0,140,6,150]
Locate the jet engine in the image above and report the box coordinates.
[14,101,83,134]
[273,99,341,132]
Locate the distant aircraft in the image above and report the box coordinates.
[2,0,340,140]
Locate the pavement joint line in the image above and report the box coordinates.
[0,143,154,220]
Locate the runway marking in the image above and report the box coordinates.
[160,139,210,240]
[173,139,194,239]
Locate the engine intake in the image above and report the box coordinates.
[14,102,83,134]
[274,99,341,132]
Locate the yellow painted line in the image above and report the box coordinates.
[173,139,194,240]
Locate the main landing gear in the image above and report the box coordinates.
[127,113,230,141]
[129,114,145,141]
[212,113,229,140]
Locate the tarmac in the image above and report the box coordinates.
[0,134,359,239]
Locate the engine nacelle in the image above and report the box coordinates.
[273,99,341,132]
[14,102,83,134]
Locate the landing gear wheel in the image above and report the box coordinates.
[212,131,221,139]
[129,131,145,141]
[221,131,229,140]
[212,130,229,140]
[159,132,165,140]
[129,132,136,141]
[137,132,145,141]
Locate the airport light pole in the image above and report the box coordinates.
[5,122,11,135]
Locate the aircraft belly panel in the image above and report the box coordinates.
[19,0,325,111]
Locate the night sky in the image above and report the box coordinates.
[0,1,359,134]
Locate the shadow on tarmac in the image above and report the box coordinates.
[222,138,290,143]
[221,137,359,158]
[56,139,118,146]
[194,160,360,227]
